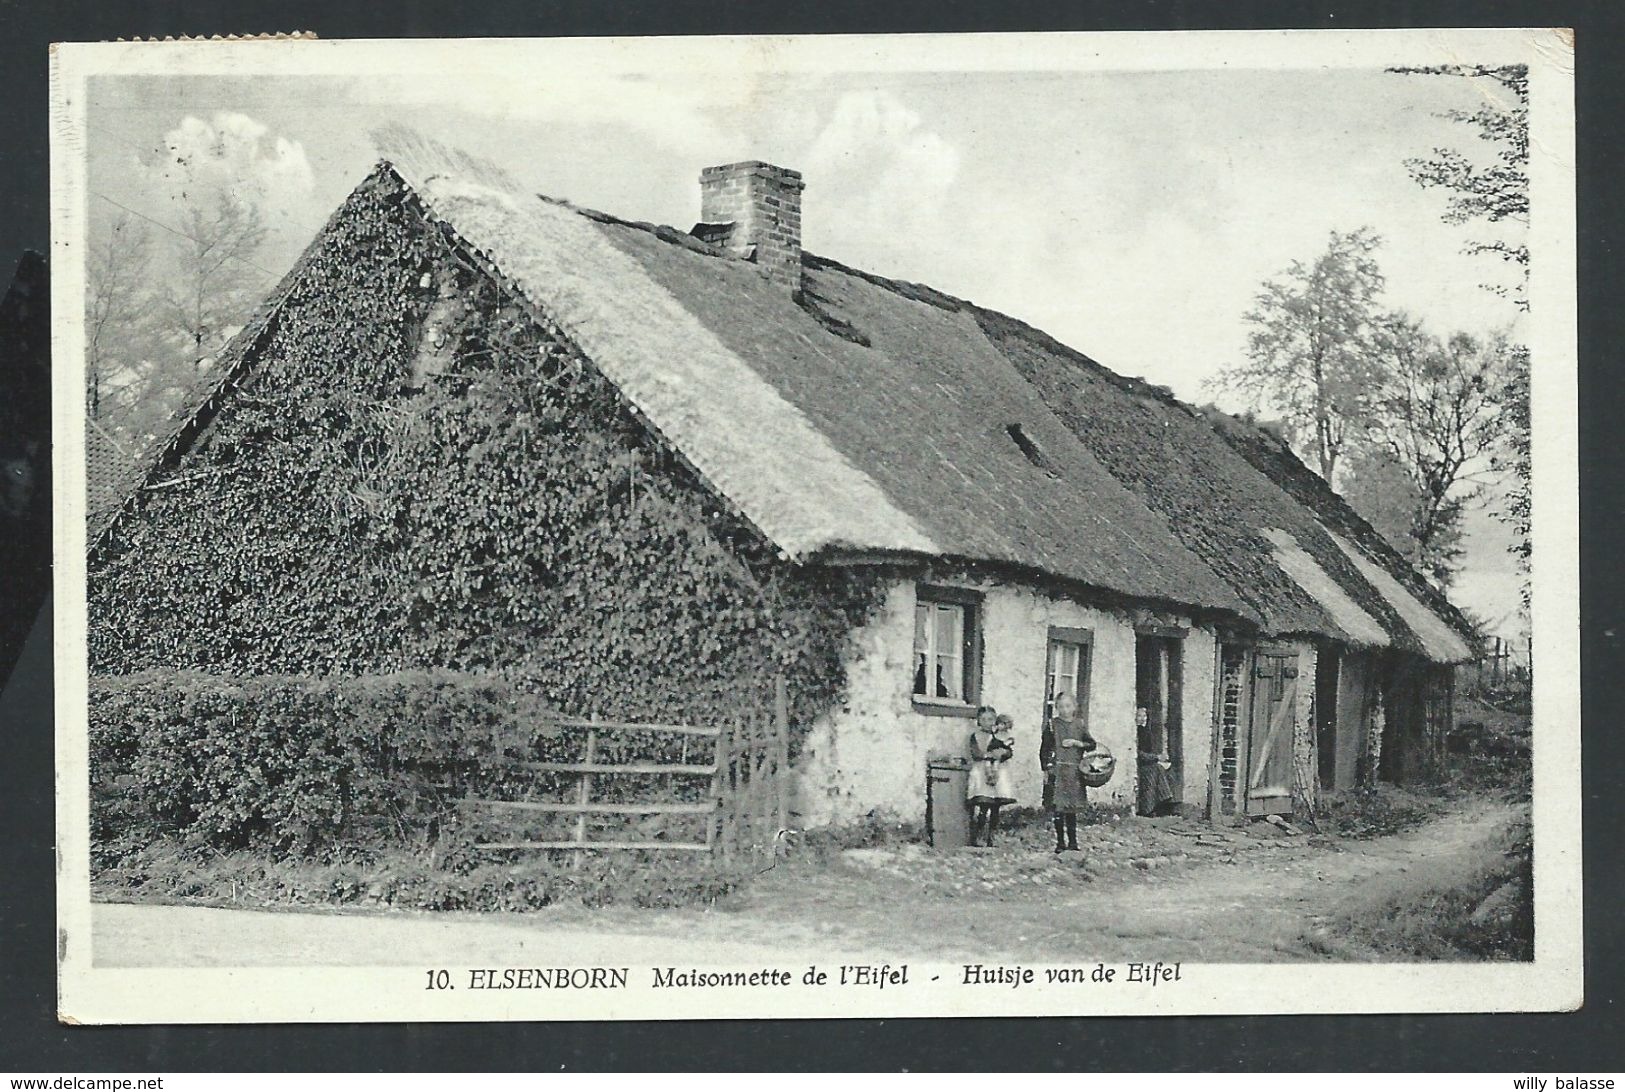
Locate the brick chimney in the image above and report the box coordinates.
[694,161,804,292]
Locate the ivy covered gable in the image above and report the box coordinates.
[88,171,883,730]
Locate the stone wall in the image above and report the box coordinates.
[1215,644,1247,817]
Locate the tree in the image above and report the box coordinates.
[1394,64,1531,604]
[1341,444,1434,567]
[1396,64,1529,307]
[82,195,272,449]
[1357,313,1514,588]
[1221,228,1386,483]
[157,189,270,357]
[1492,342,1532,578]
[84,212,154,423]
[87,131,284,449]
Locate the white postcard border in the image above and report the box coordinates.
[51,28,1582,1024]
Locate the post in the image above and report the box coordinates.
[677,734,688,809]
[711,719,729,861]
[773,674,790,840]
[574,717,597,871]
[721,719,736,863]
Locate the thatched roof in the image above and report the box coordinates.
[90,135,1477,662]
[380,135,938,564]
[585,210,1246,617]
[370,130,1245,618]
[968,307,1474,661]
[85,418,139,536]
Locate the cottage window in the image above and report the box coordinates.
[911,586,982,715]
[1044,627,1093,721]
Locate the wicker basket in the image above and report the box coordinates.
[1079,744,1117,789]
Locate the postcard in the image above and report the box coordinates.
[49,28,1579,1023]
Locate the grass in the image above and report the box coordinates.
[92,837,752,914]
[1319,698,1532,840]
[1304,809,1533,962]
[1320,784,1446,839]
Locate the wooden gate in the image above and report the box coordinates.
[466,714,722,856]
[1244,648,1299,817]
[463,676,791,865]
[714,676,792,866]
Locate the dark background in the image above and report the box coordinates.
[2,0,1620,1073]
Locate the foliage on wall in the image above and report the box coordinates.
[89,173,884,736]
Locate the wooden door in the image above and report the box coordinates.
[1245,649,1299,816]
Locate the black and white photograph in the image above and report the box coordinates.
[49,29,1579,1023]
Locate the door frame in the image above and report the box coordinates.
[1315,644,1341,791]
[1133,630,1186,813]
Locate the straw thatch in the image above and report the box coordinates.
[375,128,937,563]
[1261,528,1390,647]
[1207,410,1477,655]
[595,220,1247,616]
[88,134,1477,663]
[85,419,139,535]
[1327,530,1472,662]
[972,306,1474,661]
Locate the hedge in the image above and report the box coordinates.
[90,669,558,862]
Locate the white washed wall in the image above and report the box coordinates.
[1179,626,1218,814]
[1334,650,1378,791]
[793,576,1216,828]
[1292,638,1320,811]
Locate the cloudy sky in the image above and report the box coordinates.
[83,46,1531,632]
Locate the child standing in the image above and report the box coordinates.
[1041,690,1096,852]
[967,708,1016,847]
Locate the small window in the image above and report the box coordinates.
[1046,641,1086,717]
[1044,625,1094,726]
[1005,423,1049,469]
[911,586,982,714]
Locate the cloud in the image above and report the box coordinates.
[353,71,738,164]
[141,111,315,232]
[799,90,962,257]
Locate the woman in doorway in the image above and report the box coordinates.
[1042,690,1096,852]
[967,707,1016,847]
[1136,706,1179,816]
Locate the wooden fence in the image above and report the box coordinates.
[1458,634,1531,697]
[462,676,791,866]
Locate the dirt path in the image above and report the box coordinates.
[601,793,1524,964]
[91,795,1523,968]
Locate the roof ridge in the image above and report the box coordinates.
[535,193,730,259]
